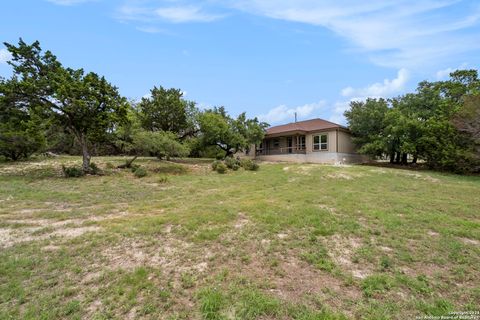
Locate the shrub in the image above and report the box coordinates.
[134,166,148,178]
[62,165,84,178]
[224,157,240,170]
[105,162,115,169]
[89,162,101,175]
[215,162,228,174]
[211,160,221,171]
[240,159,259,171]
[130,164,140,173]
[158,175,169,184]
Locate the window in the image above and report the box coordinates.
[273,138,280,148]
[313,134,328,151]
[298,136,306,150]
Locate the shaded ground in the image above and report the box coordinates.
[0,156,479,319]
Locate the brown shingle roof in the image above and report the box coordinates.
[266,118,346,136]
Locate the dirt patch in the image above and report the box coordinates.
[325,234,372,279]
[325,172,353,180]
[237,251,361,317]
[0,225,102,248]
[317,204,337,214]
[234,212,250,229]
[400,172,440,183]
[459,237,480,246]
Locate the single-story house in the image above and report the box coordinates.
[246,118,367,164]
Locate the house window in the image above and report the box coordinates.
[298,136,306,150]
[313,134,328,151]
[273,138,280,148]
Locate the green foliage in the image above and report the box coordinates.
[344,69,480,172]
[137,86,197,138]
[0,81,46,160]
[198,107,268,157]
[211,160,221,171]
[3,39,129,171]
[61,165,84,178]
[224,157,240,170]
[157,175,169,184]
[215,162,228,174]
[133,167,148,178]
[89,162,101,175]
[132,130,190,160]
[240,159,259,171]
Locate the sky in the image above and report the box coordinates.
[1,0,479,125]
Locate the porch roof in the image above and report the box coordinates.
[265,118,347,137]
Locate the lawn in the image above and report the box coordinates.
[0,156,479,319]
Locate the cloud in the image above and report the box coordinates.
[341,69,409,98]
[154,6,223,23]
[435,63,468,80]
[227,0,480,68]
[47,0,95,5]
[117,2,224,24]
[0,49,12,64]
[258,101,325,124]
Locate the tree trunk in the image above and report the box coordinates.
[412,154,418,164]
[401,153,408,165]
[118,155,138,169]
[80,134,91,172]
[389,151,395,163]
[395,152,401,164]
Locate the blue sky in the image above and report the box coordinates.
[1,0,479,125]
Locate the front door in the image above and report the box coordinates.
[287,137,293,153]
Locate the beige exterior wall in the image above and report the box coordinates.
[337,130,356,153]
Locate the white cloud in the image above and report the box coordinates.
[47,0,95,5]
[135,26,172,34]
[435,63,468,80]
[155,6,223,23]
[227,0,480,68]
[258,101,325,124]
[341,69,409,98]
[117,3,224,24]
[0,49,12,64]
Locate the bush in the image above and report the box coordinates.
[89,162,101,175]
[215,162,228,174]
[62,165,84,178]
[105,162,115,169]
[211,160,221,171]
[224,157,241,170]
[133,166,148,178]
[158,175,169,183]
[240,159,259,171]
[130,164,140,173]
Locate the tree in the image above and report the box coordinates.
[198,107,268,158]
[137,86,198,138]
[344,98,392,160]
[0,79,45,160]
[344,69,480,172]
[4,39,129,172]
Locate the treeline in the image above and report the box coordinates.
[0,39,268,172]
[344,70,480,173]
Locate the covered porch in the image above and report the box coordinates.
[256,134,306,156]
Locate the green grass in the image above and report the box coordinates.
[0,156,479,319]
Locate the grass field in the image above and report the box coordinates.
[0,156,479,319]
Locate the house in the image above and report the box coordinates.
[248,118,367,164]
